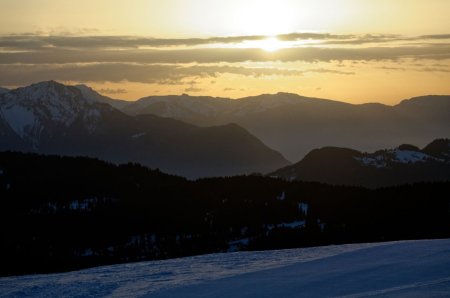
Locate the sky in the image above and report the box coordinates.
[0,0,449,104]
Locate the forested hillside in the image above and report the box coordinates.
[1,152,449,276]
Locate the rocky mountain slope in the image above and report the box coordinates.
[0,81,289,178]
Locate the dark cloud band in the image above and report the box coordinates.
[0,63,308,85]
[0,32,448,86]
[1,45,450,65]
[1,33,449,50]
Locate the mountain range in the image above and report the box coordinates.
[119,92,450,162]
[1,81,449,181]
[271,139,450,188]
[0,81,289,178]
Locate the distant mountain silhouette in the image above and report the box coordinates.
[121,93,450,162]
[270,139,450,187]
[75,84,129,109]
[0,81,289,178]
[0,87,9,94]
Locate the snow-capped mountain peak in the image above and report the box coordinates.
[0,81,102,146]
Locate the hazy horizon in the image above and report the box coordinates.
[5,80,450,107]
[1,0,449,104]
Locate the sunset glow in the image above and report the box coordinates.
[258,38,284,52]
[0,0,449,103]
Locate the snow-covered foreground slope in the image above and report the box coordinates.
[1,240,449,297]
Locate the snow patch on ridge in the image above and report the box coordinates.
[132,132,146,139]
[394,150,430,163]
[0,81,103,143]
[266,220,306,232]
[354,149,440,168]
[354,155,388,168]
[1,104,36,138]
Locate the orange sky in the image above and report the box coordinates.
[0,0,449,104]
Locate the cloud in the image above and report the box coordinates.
[98,88,128,94]
[1,44,450,65]
[1,33,450,51]
[0,33,331,50]
[416,67,450,73]
[184,80,203,93]
[0,63,306,85]
[184,86,203,93]
[378,66,406,71]
[0,32,448,86]
[306,68,355,75]
[419,34,450,40]
[0,34,267,50]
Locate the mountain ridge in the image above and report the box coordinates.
[2,81,449,162]
[0,81,290,178]
[3,83,448,107]
[118,90,450,161]
[271,139,450,187]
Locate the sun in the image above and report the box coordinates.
[259,37,283,52]
[228,37,286,52]
[231,0,295,36]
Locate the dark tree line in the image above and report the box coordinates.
[0,152,449,276]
